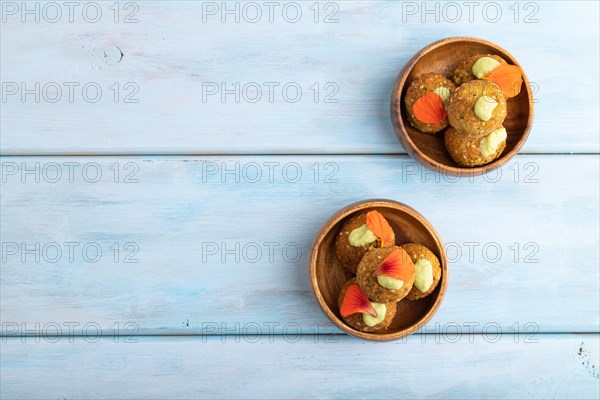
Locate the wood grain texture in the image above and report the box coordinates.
[2,155,598,335]
[1,1,598,154]
[1,334,599,399]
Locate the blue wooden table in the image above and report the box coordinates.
[1,1,599,398]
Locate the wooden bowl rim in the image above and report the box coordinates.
[308,199,448,341]
[391,36,535,177]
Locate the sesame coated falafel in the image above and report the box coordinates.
[452,54,507,86]
[335,212,395,274]
[447,80,507,137]
[338,278,397,332]
[400,243,442,301]
[404,72,456,134]
[444,125,507,167]
[356,246,415,303]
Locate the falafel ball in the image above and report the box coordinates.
[444,125,507,167]
[338,278,397,333]
[452,54,507,86]
[356,246,415,303]
[335,212,395,274]
[404,72,456,134]
[447,80,507,137]
[400,243,443,301]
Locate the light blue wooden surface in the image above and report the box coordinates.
[0,1,598,154]
[1,335,599,399]
[1,155,599,335]
[1,1,599,399]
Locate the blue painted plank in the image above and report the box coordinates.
[1,155,598,335]
[1,334,598,399]
[0,1,598,154]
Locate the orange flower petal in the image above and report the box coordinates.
[412,92,447,126]
[373,248,415,281]
[340,284,377,317]
[487,64,523,98]
[366,211,393,246]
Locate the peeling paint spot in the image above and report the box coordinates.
[578,341,599,379]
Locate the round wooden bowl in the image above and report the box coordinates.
[391,37,534,176]
[309,199,448,341]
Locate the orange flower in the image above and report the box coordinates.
[340,284,377,317]
[412,92,447,126]
[366,210,393,245]
[372,248,415,281]
[486,64,523,98]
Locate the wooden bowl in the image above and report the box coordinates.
[309,199,448,341]
[391,37,534,176]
